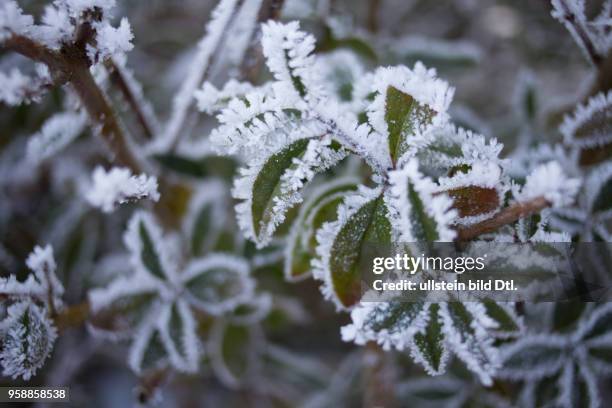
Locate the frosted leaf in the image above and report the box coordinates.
[575,303,612,341]
[0,302,57,380]
[498,334,568,380]
[208,320,263,389]
[436,161,505,226]
[365,64,454,164]
[312,186,389,309]
[183,180,230,256]
[284,178,358,282]
[156,0,239,153]
[387,158,457,242]
[155,299,200,373]
[513,161,581,208]
[127,304,166,373]
[233,133,346,247]
[366,64,454,146]
[123,211,178,282]
[84,166,160,213]
[439,302,500,385]
[90,18,134,62]
[314,50,366,111]
[26,111,87,163]
[409,303,450,375]
[584,162,612,213]
[313,101,390,174]
[0,1,33,42]
[210,84,306,156]
[261,21,323,102]
[560,91,612,149]
[226,293,272,325]
[182,253,255,315]
[417,124,505,171]
[195,80,255,114]
[340,301,428,349]
[88,268,163,316]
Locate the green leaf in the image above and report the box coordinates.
[329,195,392,307]
[139,220,166,280]
[481,300,520,335]
[285,180,358,281]
[499,335,566,380]
[412,304,447,374]
[138,329,167,373]
[183,255,253,315]
[210,321,262,388]
[90,291,157,334]
[364,301,425,334]
[385,86,435,163]
[592,177,612,213]
[251,138,310,241]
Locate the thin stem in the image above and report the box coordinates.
[162,0,245,152]
[3,34,145,173]
[105,59,157,141]
[556,0,603,66]
[456,196,550,241]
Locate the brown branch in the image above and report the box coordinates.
[555,0,604,66]
[105,59,156,141]
[456,196,550,241]
[239,0,285,83]
[3,34,145,173]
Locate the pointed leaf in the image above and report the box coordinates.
[318,192,392,308]
[411,304,448,375]
[209,320,263,388]
[182,254,254,315]
[284,179,358,281]
[385,86,435,163]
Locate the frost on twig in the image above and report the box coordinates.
[84,166,160,213]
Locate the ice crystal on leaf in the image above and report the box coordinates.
[0,302,57,380]
[499,304,612,407]
[560,91,612,150]
[84,166,160,213]
[26,112,87,163]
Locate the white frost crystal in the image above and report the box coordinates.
[514,161,581,208]
[85,166,160,213]
[0,302,57,380]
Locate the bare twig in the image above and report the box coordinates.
[456,196,550,241]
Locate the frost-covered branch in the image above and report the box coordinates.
[456,196,550,241]
[156,0,244,152]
